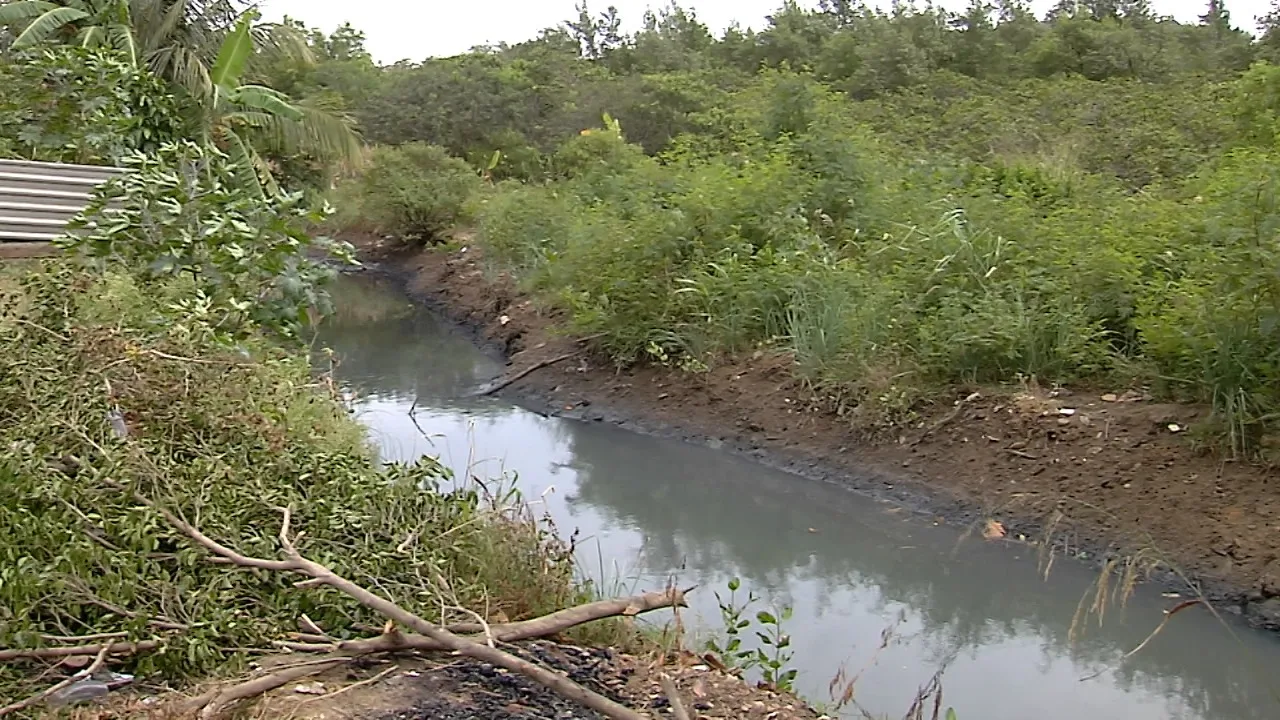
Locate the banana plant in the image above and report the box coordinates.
[0,1,314,100]
[0,0,138,66]
[202,9,363,197]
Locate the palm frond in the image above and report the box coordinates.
[218,125,269,198]
[249,21,313,68]
[10,6,90,49]
[132,0,191,53]
[146,42,212,97]
[225,103,365,173]
[76,23,104,48]
[107,21,137,65]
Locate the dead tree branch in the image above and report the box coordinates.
[659,674,692,720]
[0,644,111,717]
[156,500,652,720]
[475,352,579,396]
[39,632,128,644]
[193,657,353,719]
[0,641,160,662]
[316,588,689,656]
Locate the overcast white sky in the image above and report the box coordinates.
[259,0,1274,65]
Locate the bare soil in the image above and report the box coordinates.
[271,641,823,720]
[352,235,1280,632]
[60,641,822,720]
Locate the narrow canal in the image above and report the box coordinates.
[318,273,1280,720]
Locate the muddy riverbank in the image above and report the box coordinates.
[347,235,1280,633]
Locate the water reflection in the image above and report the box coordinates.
[317,275,1280,720]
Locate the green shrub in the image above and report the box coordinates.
[0,267,587,699]
[345,142,483,242]
[60,141,351,341]
[367,62,1280,454]
[0,46,186,164]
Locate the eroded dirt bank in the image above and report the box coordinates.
[353,237,1280,632]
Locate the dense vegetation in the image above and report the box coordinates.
[0,266,588,698]
[2,0,1278,711]
[0,1,612,708]
[294,1,1280,458]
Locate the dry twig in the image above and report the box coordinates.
[0,644,111,717]
[150,497,652,720]
[659,674,692,720]
[294,664,397,708]
[0,641,160,662]
[1079,599,1204,682]
[475,352,580,396]
[277,589,690,657]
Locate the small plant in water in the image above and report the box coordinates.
[704,577,799,692]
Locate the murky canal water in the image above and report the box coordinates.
[317,274,1279,720]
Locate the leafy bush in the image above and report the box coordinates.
[58,140,352,341]
[343,142,483,242]
[0,268,585,699]
[0,46,186,163]
[1135,148,1280,455]
[458,67,1280,450]
[321,25,1280,454]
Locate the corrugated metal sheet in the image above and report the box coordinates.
[0,158,123,256]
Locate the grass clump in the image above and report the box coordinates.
[0,264,602,703]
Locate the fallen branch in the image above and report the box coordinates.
[0,640,161,662]
[0,644,111,717]
[192,657,353,719]
[474,352,580,396]
[299,615,330,640]
[294,665,397,708]
[153,499,652,720]
[659,674,692,720]
[316,588,689,656]
[39,631,128,644]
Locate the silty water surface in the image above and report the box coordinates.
[317,274,1280,720]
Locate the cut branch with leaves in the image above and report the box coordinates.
[129,492,666,720]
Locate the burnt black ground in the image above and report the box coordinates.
[371,643,633,720]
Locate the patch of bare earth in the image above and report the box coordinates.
[358,237,1280,631]
[56,642,822,720]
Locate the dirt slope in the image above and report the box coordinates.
[359,237,1280,632]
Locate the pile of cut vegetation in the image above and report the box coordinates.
[0,265,682,719]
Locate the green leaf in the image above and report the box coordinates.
[946,709,958,720]
[210,9,258,90]
[227,85,304,122]
[9,5,90,49]
[755,610,777,625]
[77,24,103,48]
[0,1,58,26]
[220,128,268,199]
[107,22,138,67]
